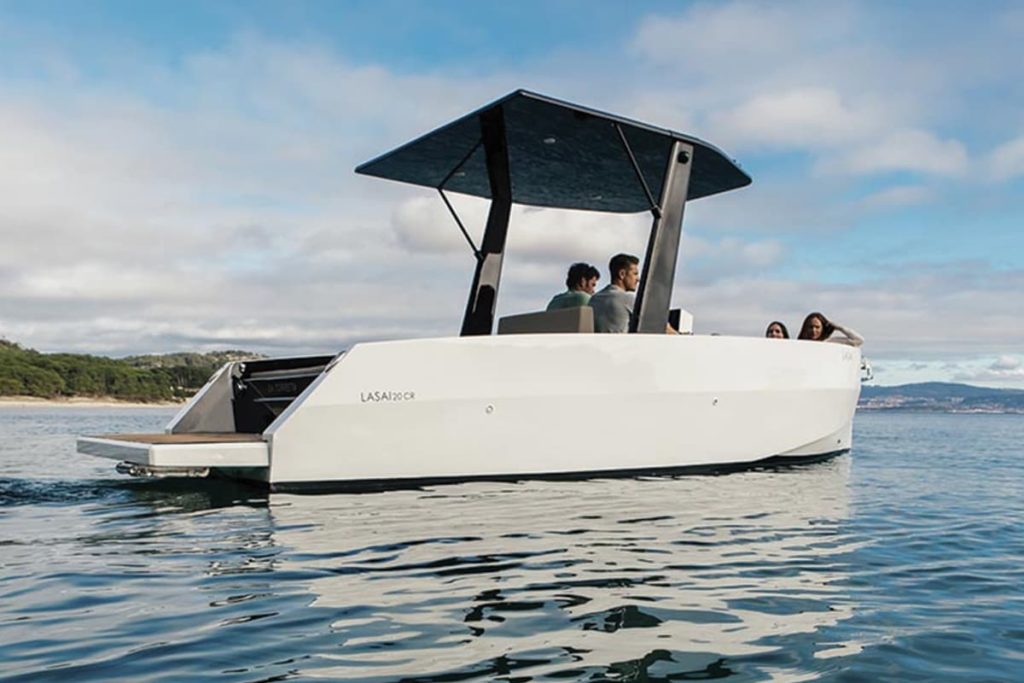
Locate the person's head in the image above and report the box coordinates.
[798,312,834,341]
[765,321,789,339]
[609,253,640,292]
[566,262,600,294]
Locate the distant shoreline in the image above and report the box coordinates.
[858,406,1024,415]
[0,396,185,409]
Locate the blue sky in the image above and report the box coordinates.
[0,0,1022,386]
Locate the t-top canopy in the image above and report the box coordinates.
[355,90,751,213]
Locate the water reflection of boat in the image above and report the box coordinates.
[265,459,857,679]
[78,91,861,491]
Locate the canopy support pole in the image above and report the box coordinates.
[460,106,512,336]
[631,141,693,333]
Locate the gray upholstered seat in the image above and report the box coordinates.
[497,306,594,334]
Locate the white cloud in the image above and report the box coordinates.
[859,184,933,210]
[631,1,860,75]
[708,88,966,178]
[0,34,519,354]
[988,135,1024,180]
[866,358,1024,388]
[670,262,1024,360]
[953,365,1024,384]
[828,129,968,176]
[682,234,784,283]
[906,354,1024,387]
[990,355,1022,371]
[715,88,880,149]
[391,195,649,266]
[391,195,476,256]
[628,3,971,181]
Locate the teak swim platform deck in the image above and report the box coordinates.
[93,433,265,444]
[78,431,268,470]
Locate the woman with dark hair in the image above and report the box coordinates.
[765,321,789,339]
[798,312,863,347]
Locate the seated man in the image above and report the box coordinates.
[589,253,639,333]
[546,262,600,311]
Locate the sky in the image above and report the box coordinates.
[0,0,1022,387]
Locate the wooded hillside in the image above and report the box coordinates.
[0,339,260,402]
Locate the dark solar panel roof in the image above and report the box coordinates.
[356,90,751,213]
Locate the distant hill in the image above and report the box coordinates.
[860,382,1024,413]
[123,350,257,370]
[0,338,265,402]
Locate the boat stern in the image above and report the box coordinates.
[76,432,269,478]
[76,354,336,481]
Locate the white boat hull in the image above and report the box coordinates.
[265,334,860,487]
[78,334,861,490]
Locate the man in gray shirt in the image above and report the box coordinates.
[589,253,639,333]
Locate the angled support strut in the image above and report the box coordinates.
[614,123,662,220]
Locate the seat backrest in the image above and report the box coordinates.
[669,308,694,334]
[497,306,594,335]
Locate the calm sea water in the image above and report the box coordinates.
[1,408,1022,682]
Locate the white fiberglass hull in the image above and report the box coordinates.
[262,334,860,489]
[78,334,861,490]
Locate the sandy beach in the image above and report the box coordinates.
[0,396,185,409]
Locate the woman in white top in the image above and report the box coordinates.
[797,312,863,347]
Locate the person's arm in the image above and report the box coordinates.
[828,322,864,347]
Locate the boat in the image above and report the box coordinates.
[76,90,863,492]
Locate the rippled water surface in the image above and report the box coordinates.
[1,408,1022,682]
